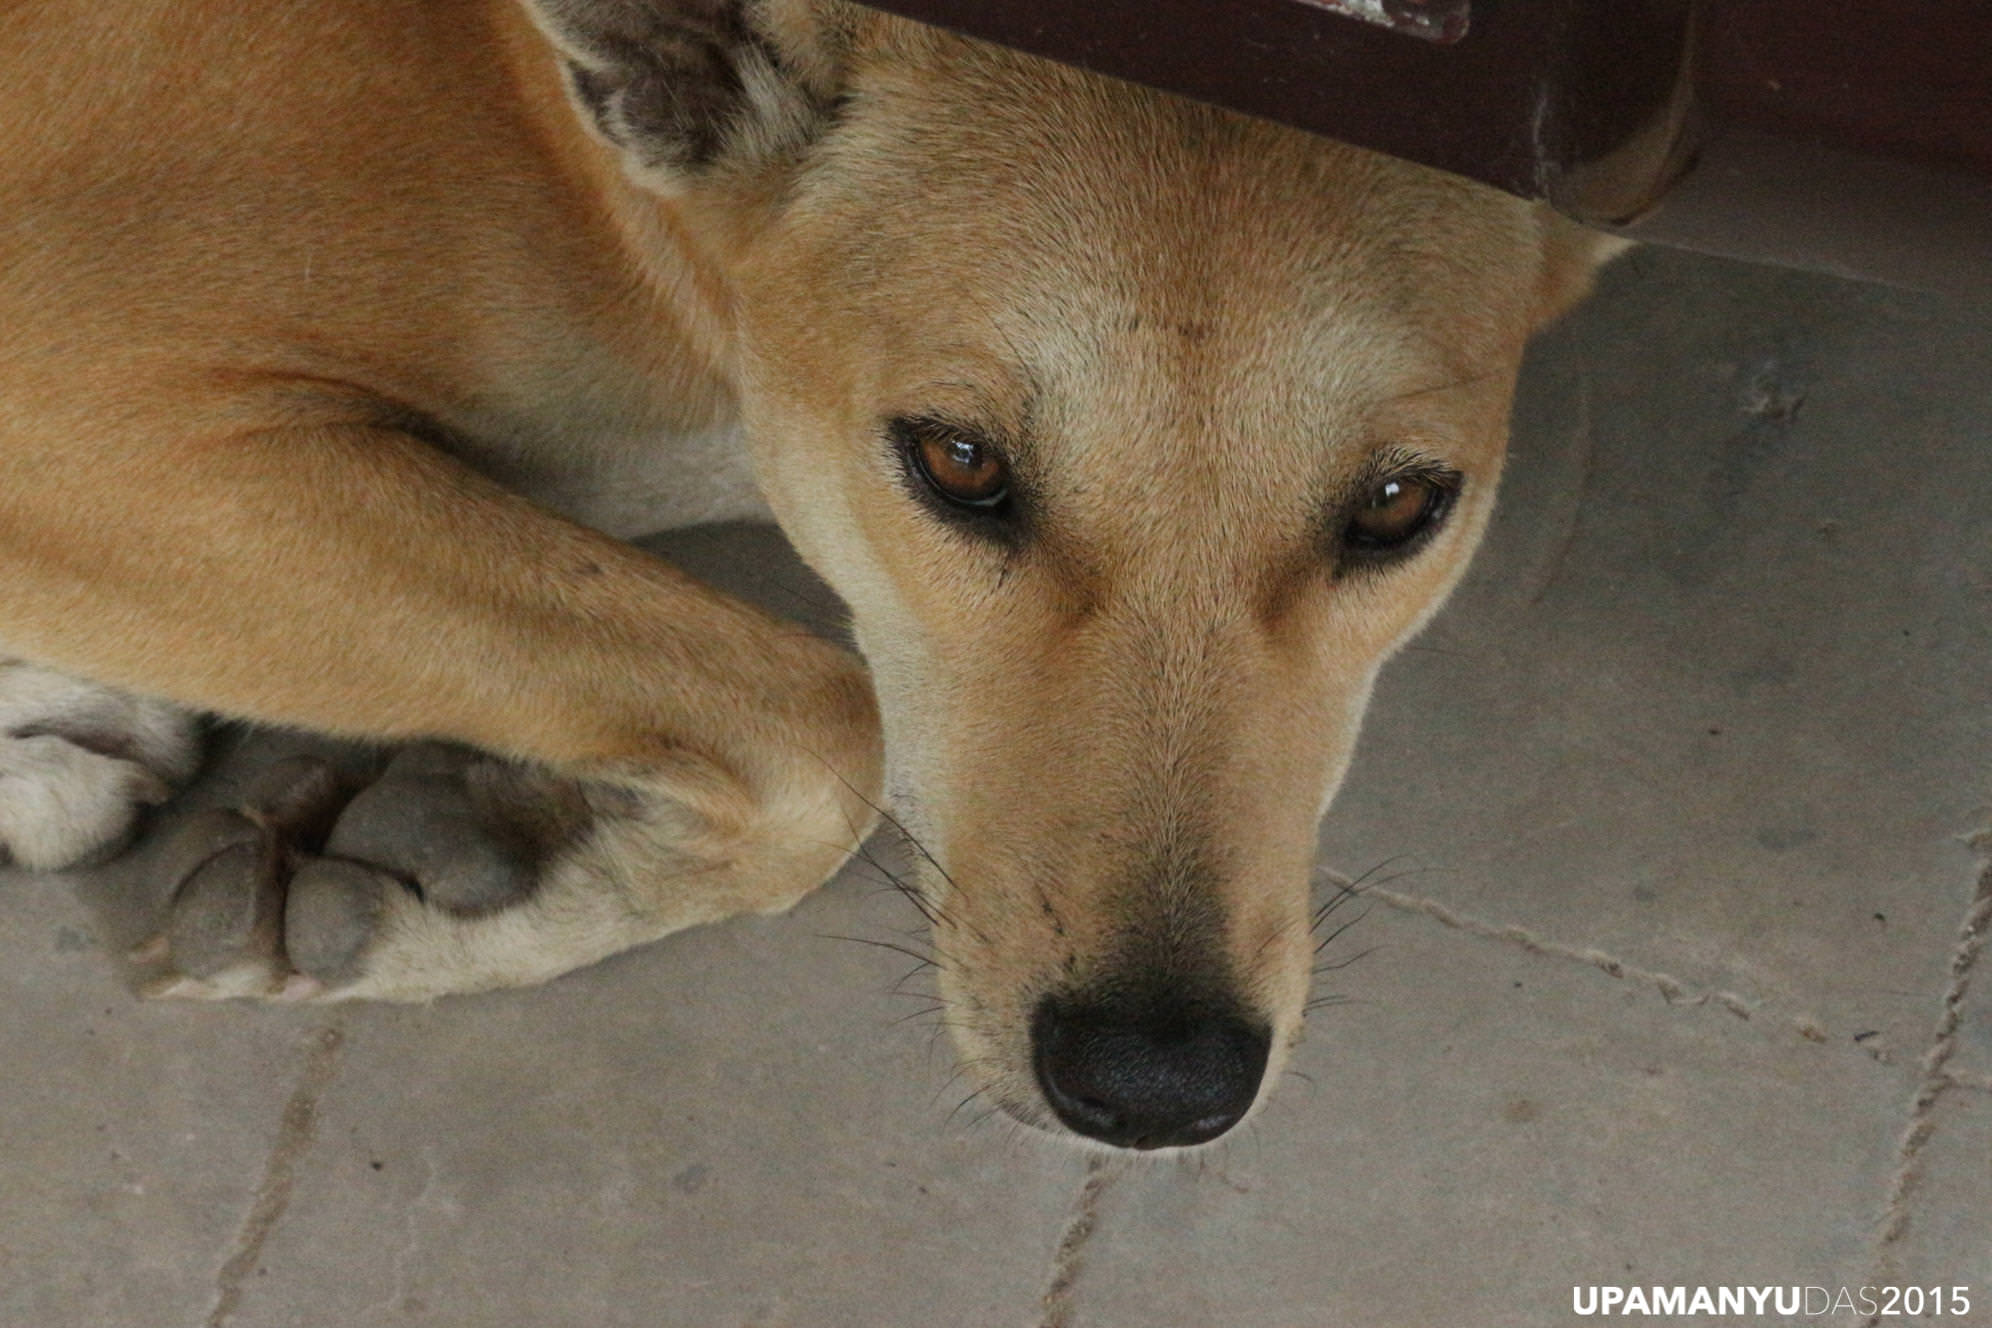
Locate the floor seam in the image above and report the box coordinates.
[202,1023,346,1328]
[1861,844,1992,1313]
[1342,877,1908,1064]
[1354,879,1758,1017]
[1945,1069,1992,1096]
[1035,1156,1117,1328]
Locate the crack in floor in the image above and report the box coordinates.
[203,1024,345,1328]
[1861,848,1992,1318]
[1339,874,1938,1066]
[1347,878,1761,1018]
[1525,368,1595,609]
[1338,876,1919,1064]
[1035,1156,1117,1328]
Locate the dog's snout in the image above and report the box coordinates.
[1030,993,1270,1149]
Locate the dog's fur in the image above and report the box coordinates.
[1,0,1619,1143]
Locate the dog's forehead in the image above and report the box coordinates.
[783,44,1521,451]
[817,67,1397,324]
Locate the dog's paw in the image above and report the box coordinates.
[135,740,864,1003]
[0,659,201,871]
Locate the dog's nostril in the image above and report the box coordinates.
[1030,994,1270,1150]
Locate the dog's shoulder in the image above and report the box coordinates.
[0,0,733,484]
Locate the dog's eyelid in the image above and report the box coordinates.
[893,411,1006,448]
[1363,440,1458,479]
[1354,447,1464,505]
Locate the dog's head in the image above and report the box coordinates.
[527,0,1621,1149]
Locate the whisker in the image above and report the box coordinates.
[1310,852,1444,919]
[946,1086,988,1127]
[1312,904,1375,954]
[825,767,967,898]
[849,799,1003,946]
[1247,925,1287,967]
[888,959,935,997]
[1313,944,1379,973]
[818,773,999,948]
[932,1062,976,1104]
[964,1103,1008,1133]
[848,868,941,926]
[1342,854,1413,890]
[932,1054,1004,1101]
[1309,881,1366,930]
[1354,865,1452,895]
[846,827,945,928]
[816,932,939,969]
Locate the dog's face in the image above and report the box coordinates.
[529,0,1615,1148]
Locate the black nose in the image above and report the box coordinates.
[1030,993,1271,1149]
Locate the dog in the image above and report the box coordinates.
[0,0,1621,1150]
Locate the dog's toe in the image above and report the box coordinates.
[283,857,391,985]
[142,755,357,996]
[132,737,808,1004]
[318,745,541,917]
[137,743,596,1001]
[166,829,285,979]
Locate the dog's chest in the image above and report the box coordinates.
[437,397,772,541]
[513,418,773,540]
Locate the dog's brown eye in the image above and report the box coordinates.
[906,422,1009,509]
[1345,472,1453,556]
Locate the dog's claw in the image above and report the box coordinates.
[273,973,325,1003]
[141,972,215,1001]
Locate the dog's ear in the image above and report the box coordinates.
[1535,212,1634,328]
[520,0,853,191]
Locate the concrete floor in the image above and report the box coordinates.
[4,245,1989,1327]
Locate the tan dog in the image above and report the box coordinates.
[0,0,1618,1149]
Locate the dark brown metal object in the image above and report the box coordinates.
[854,0,1992,294]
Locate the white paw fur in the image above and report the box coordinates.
[0,658,200,870]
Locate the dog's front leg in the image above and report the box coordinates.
[0,421,881,1000]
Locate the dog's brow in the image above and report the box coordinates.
[911,357,1045,417]
[916,379,1014,418]
[1374,369,1500,407]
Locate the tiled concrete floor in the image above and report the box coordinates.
[4,246,1988,1327]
